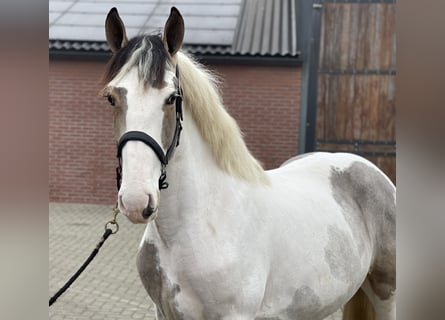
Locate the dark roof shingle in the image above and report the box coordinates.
[233,0,299,56]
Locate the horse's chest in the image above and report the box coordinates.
[136,241,184,319]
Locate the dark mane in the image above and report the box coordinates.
[102,35,170,88]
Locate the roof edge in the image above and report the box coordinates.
[49,40,302,65]
[195,54,302,66]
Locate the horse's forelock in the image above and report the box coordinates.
[103,35,170,89]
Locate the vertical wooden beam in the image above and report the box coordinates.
[299,0,323,153]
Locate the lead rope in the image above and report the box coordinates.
[49,206,120,306]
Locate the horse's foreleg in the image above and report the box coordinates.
[155,306,166,320]
[372,295,395,320]
[361,279,396,320]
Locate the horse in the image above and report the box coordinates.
[101,7,396,320]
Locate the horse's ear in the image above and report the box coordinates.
[162,7,184,57]
[105,7,128,53]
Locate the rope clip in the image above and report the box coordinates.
[105,205,120,234]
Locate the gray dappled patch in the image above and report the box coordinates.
[285,286,323,319]
[329,161,396,300]
[324,225,361,284]
[137,241,184,319]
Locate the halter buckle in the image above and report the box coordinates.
[159,165,169,190]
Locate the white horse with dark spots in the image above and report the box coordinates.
[101,7,396,320]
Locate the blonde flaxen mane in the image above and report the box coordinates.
[176,52,269,185]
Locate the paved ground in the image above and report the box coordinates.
[49,203,156,320]
[49,202,342,320]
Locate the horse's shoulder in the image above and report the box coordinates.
[137,239,184,319]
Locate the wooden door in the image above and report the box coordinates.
[315,0,396,183]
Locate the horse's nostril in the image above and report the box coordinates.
[142,206,155,219]
[142,193,157,219]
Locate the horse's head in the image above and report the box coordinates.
[102,7,184,223]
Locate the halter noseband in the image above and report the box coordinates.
[115,65,183,192]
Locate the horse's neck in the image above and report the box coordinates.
[152,111,246,245]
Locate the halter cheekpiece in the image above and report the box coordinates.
[115,65,183,191]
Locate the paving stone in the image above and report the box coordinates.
[49,203,156,320]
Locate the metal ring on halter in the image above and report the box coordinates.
[104,206,120,234]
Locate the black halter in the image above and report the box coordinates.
[115,65,183,192]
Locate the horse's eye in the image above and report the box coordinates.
[107,95,115,106]
[166,94,177,105]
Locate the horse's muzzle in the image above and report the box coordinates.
[118,191,158,223]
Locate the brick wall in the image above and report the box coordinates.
[214,64,301,169]
[49,59,301,204]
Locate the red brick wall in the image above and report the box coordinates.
[49,59,301,204]
[214,64,301,169]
